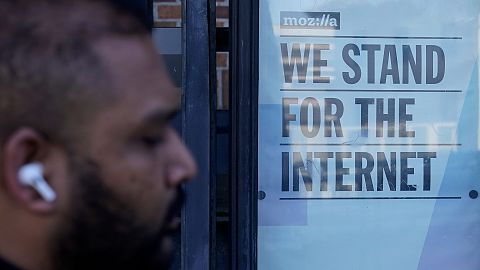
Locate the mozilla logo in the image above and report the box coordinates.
[280,11,340,30]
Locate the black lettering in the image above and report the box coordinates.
[355,98,374,137]
[314,152,334,191]
[376,98,395,137]
[282,152,290,191]
[336,152,352,191]
[377,152,397,191]
[293,152,313,191]
[281,43,311,83]
[324,98,344,137]
[361,44,381,84]
[380,45,400,84]
[355,152,374,191]
[300,97,321,138]
[342,43,361,84]
[399,98,415,137]
[417,152,436,191]
[282,98,298,137]
[313,44,330,83]
[426,45,445,84]
[400,152,416,191]
[403,45,422,84]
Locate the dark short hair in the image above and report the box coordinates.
[0,0,149,147]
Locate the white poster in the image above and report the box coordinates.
[258,1,480,269]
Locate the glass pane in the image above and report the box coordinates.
[215,2,231,269]
[216,0,229,28]
[153,0,182,28]
[257,1,480,269]
[217,52,229,110]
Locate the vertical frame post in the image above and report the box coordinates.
[208,0,218,268]
[182,0,214,269]
[230,0,259,269]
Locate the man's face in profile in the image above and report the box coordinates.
[50,37,197,270]
[0,2,197,269]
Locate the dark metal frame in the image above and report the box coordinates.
[230,0,259,268]
[208,0,218,268]
[182,0,216,269]
[145,0,261,267]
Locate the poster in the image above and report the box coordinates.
[257,1,480,269]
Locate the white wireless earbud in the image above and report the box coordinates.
[18,162,57,203]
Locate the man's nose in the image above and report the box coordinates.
[167,130,198,187]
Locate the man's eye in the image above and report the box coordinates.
[141,135,164,147]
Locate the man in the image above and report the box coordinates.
[0,0,197,270]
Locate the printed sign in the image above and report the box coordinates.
[258,1,480,269]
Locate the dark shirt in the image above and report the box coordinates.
[0,257,21,270]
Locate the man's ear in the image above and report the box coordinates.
[2,128,57,214]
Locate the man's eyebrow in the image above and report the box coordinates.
[143,108,179,125]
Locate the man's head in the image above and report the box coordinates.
[0,1,197,270]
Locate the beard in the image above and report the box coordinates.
[51,157,183,270]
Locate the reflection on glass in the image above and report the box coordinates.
[258,0,480,269]
[153,0,182,28]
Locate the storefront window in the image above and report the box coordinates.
[257,1,480,269]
